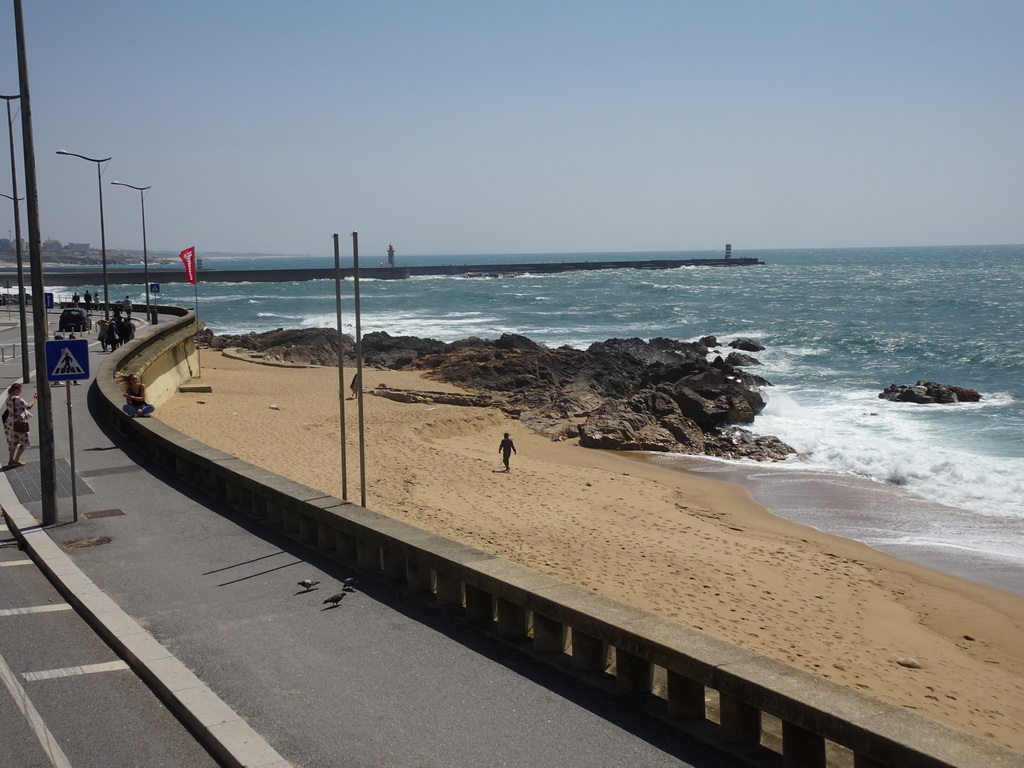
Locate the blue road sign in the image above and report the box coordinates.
[45,338,90,382]
[150,283,160,293]
[44,292,54,309]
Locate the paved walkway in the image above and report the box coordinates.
[0,313,748,768]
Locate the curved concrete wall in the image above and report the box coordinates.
[97,319,1021,768]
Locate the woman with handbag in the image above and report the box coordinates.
[5,382,37,467]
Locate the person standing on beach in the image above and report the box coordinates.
[498,432,517,472]
[349,372,361,400]
[5,382,37,467]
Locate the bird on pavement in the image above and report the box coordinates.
[323,593,345,607]
[341,577,357,592]
[297,579,320,591]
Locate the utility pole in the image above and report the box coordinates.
[15,0,58,525]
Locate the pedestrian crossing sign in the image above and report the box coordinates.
[45,339,90,382]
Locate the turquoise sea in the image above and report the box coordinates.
[51,244,1024,593]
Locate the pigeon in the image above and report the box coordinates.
[323,593,346,607]
[341,577,357,592]
[297,579,320,591]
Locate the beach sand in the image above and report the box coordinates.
[156,352,1024,751]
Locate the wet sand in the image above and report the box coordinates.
[155,352,1024,751]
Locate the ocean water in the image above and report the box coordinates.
[53,244,1024,592]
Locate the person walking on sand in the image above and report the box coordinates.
[498,432,517,472]
[5,382,37,467]
[349,372,361,400]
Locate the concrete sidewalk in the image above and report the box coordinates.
[0,316,743,768]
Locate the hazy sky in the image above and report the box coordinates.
[1,1,1022,258]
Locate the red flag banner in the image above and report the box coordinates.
[179,246,196,284]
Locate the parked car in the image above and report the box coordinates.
[58,307,93,333]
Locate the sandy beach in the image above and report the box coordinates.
[155,352,1024,752]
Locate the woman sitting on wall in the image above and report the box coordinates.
[120,373,155,418]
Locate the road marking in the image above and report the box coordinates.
[23,660,129,682]
[0,604,73,617]
[0,650,73,768]
[0,559,34,567]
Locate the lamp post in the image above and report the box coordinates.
[111,181,152,324]
[1,95,30,381]
[56,149,111,319]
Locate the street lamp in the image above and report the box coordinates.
[1,94,30,381]
[56,149,111,319]
[111,181,153,324]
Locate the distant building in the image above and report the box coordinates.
[66,242,90,255]
[42,239,63,254]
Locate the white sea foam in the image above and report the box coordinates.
[753,388,1024,520]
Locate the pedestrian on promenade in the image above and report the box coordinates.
[84,290,92,313]
[123,296,133,319]
[105,317,120,351]
[5,382,36,467]
[72,291,79,306]
[120,373,155,418]
[498,432,517,472]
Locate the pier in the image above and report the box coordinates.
[4,256,762,287]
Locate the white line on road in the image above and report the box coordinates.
[0,604,73,617]
[0,559,34,567]
[23,659,129,682]
[0,650,73,768]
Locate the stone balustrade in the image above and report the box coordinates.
[99,312,1022,768]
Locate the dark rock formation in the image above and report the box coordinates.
[878,381,982,405]
[725,351,762,367]
[208,328,795,461]
[729,338,766,352]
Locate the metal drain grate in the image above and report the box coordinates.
[63,536,112,549]
[5,458,94,505]
[83,509,125,519]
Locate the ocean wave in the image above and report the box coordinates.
[753,390,1024,520]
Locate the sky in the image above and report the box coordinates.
[0,1,1022,258]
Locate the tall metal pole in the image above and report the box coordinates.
[111,182,152,323]
[333,234,348,500]
[351,231,366,508]
[15,0,58,525]
[1,96,30,381]
[56,150,112,320]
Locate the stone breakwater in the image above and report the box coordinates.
[206,328,795,461]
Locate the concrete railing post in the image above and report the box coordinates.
[317,523,336,552]
[299,516,317,543]
[435,573,463,607]
[719,693,761,745]
[464,584,493,625]
[532,613,566,654]
[356,540,381,571]
[282,508,299,535]
[615,648,653,695]
[336,532,358,562]
[571,629,609,672]
[405,560,433,593]
[666,671,705,719]
[381,548,405,580]
[782,721,826,767]
[496,598,527,639]
[266,500,283,529]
